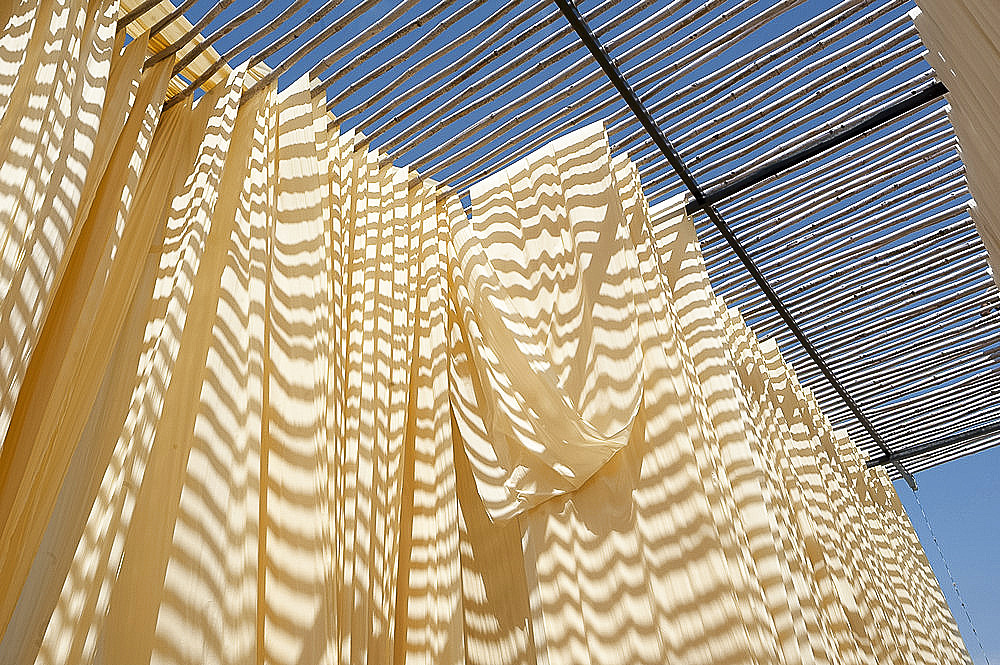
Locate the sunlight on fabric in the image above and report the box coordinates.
[0,6,974,665]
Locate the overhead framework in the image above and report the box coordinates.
[684,79,948,215]
[118,0,1000,480]
[552,0,952,487]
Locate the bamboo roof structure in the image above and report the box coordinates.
[118,0,1000,484]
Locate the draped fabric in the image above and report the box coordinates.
[453,127,644,520]
[0,0,119,446]
[913,0,1000,288]
[0,7,972,665]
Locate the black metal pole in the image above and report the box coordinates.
[551,0,917,489]
[866,421,1000,468]
[686,81,949,215]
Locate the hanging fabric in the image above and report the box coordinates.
[0,0,119,445]
[0,5,973,665]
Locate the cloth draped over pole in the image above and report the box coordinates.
[0,3,973,665]
[912,0,1000,288]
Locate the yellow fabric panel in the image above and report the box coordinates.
[827,426,915,665]
[638,186,779,665]
[802,395,901,664]
[344,144,382,665]
[19,83,201,665]
[718,304,971,665]
[729,307,834,660]
[129,70,270,665]
[494,127,758,665]
[0,35,172,645]
[448,193,537,665]
[0,0,36,113]
[334,128,362,665]
[393,185,464,665]
[0,0,118,446]
[24,64,248,665]
[90,63,248,664]
[258,73,337,665]
[457,124,643,520]
[765,343,877,664]
[653,201,812,665]
[721,306,833,664]
[311,88,342,665]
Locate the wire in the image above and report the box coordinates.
[910,487,991,665]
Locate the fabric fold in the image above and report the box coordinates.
[453,123,644,520]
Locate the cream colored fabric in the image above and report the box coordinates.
[0,31,173,653]
[457,127,969,665]
[454,125,643,520]
[913,0,1000,287]
[0,0,119,447]
[0,10,972,665]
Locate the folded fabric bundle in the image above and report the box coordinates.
[0,4,972,664]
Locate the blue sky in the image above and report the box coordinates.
[172,0,999,659]
[896,447,1000,665]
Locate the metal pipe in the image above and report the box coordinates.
[686,81,948,214]
[867,421,1000,467]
